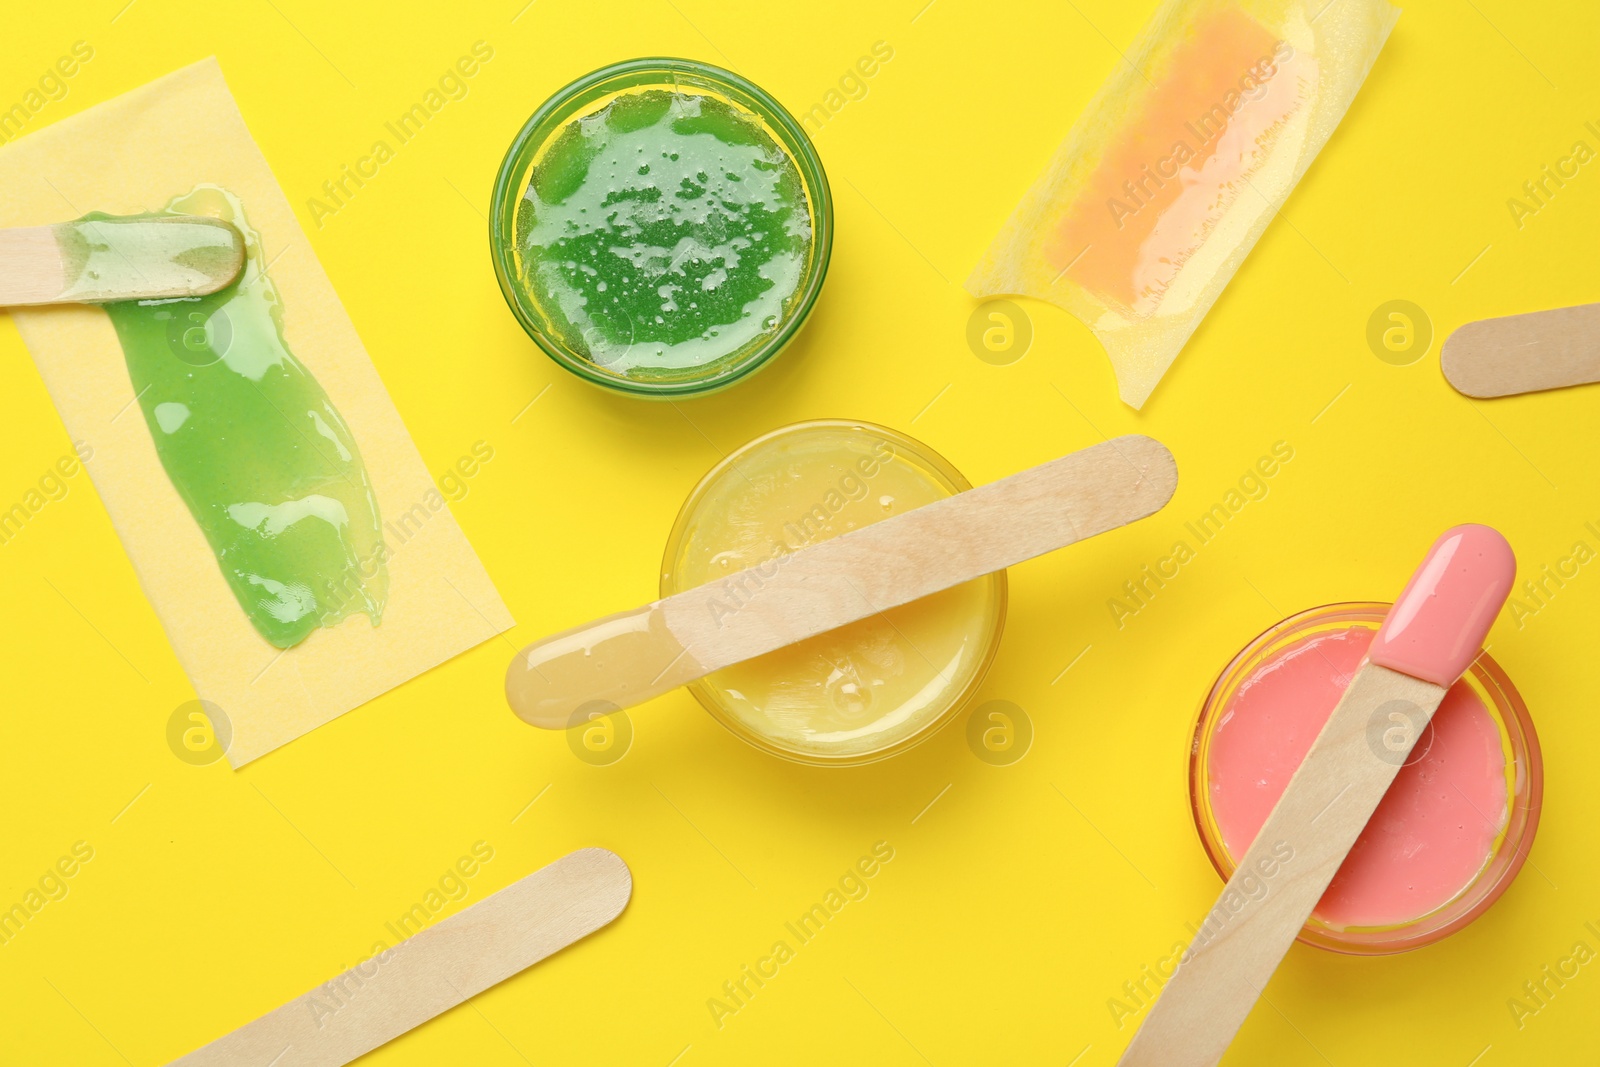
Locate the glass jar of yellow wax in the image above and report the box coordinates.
[660,421,1007,764]
[491,59,832,397]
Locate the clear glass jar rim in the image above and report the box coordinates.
[659,419,1009,766]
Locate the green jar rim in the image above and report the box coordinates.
[489,57,834,399]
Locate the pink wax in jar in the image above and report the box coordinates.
[1190,604,1542,953]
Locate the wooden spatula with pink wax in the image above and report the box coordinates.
[1120,525,1526,1065]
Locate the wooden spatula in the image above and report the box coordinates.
[168,847,631,1067]
[0,215,244,305]
[1118,525,1516,1067]
[1442,302,1600,397]
[506,435,1178,729]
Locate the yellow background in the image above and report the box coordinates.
[0,1,1595,1063]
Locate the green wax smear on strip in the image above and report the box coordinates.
[517,89,813,380]
[95,186,387,649]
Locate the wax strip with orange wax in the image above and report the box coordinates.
[967,0,1399,408]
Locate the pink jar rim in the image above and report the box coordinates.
[1188,602,1542,955]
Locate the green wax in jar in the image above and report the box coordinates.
[96,185,387,649]
[516,89,813,378]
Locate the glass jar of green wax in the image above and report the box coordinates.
[491,58,833,398]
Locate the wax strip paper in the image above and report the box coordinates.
[0,61,514,765]
[968,0,1399,407]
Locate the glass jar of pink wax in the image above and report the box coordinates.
[1190,603,1542,955]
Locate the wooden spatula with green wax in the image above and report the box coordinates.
[0,214,244,304]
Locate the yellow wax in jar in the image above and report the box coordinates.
[661,422,1005,763]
